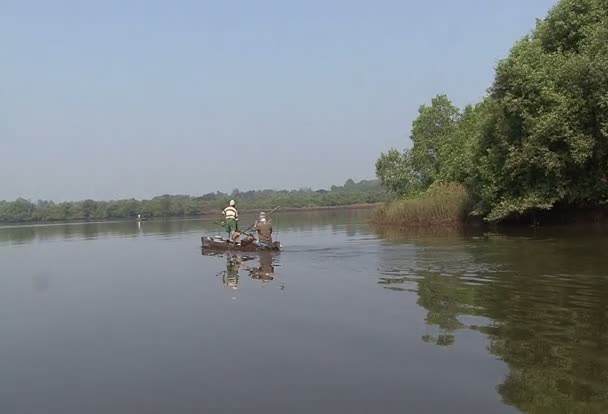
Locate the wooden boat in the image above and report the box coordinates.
[201,236,281,252]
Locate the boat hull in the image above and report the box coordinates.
[201,236,281,252]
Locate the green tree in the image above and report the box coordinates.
[81,199,97,220]
[376,0,608,222]
[437,103,488,184]
[410,95,460,186]
[376,149,419,195]
[376,95,462,196]
[473,0,608,221]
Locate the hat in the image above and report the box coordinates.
[229,200,235,206]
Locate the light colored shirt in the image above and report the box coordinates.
[223,206,238,220]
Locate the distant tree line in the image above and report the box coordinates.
[0,179,386,223]
[376,0,608,222]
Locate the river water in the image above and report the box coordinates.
[1,210,607,414]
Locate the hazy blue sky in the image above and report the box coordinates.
[2,0,557,201]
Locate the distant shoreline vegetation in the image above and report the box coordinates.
[0,179,387,224]
[375,0,608,227]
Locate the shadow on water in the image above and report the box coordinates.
[374,225,608,413]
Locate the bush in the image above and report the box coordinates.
[375,0,608,223]
[371,182,473,227]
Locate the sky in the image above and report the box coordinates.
[1,0,558,201]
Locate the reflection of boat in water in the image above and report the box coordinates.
[201,236,281,252]
[220,254,242,289]
[202,250,280,288]
[247,252,275,281]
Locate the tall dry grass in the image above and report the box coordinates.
[371,182,473,227]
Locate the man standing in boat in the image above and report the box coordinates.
[254,211,272,247]
[222,200,239,240]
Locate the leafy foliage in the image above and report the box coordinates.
[376,95,462,195]
[376,0,608,222]
[375,149,418,195]
[409,95,461,186]
[474,0,608,221]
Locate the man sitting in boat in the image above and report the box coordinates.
[254,212,272,247]
[222,200,239,240]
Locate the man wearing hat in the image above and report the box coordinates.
[222,200,239,240]
[254,211,273,246]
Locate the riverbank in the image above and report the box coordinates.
[0,179,388,224]
[372,186,608,230]
[200,202,382,216]
[0,203,382,226]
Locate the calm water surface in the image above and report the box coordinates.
[1,210,607,413]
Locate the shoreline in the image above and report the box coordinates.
[201,203,382,216]
[0,203,381,227]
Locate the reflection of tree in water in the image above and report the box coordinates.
[418,271,468,347]
[377,228,608,412]
[0,226,37,245]
[484,271,608,413]
[378,233,483,347]
[381,268,477,346]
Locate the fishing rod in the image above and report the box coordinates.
[240,205,281,234]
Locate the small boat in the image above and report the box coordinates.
[201,236,281,252]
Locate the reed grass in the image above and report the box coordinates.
[371,182,473,227]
